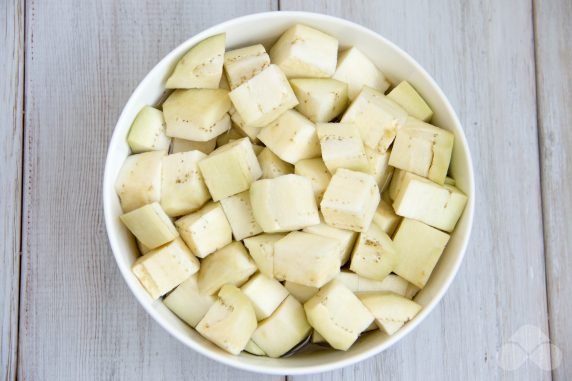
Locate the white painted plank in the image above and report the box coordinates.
[18,1,282,380]
[534,0,572,378]
[0,0,24,380]
[280,1,550,380]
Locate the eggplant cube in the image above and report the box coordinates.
[219,190,263,241]
[274,232,340,288]
[250,174,320,233]
[304,280,374,351]
[224,44,270,89]
[341,87,407,153]
[358,292,422,335]
[392,172,468,232]
[243,233,285,278]
[257,110,321,164]
[333,47,390,100]
[198,241,257,295]
[132,238,199,299]
[393,218,450,288]
[127,106,171,153]
[316,122,369,174]
[241,273,289,321]
[229,64,298,128]
[198,137,262,201]
[120,202,178,249]
[290,78,348,122]
[196,284,257,355]
[115,150,164,213]
[349,222,397,281]
[175,201,232,258]
[387,80,433,122]
[269,24,338,78]
[251,295,312,358]
[389,118,454,185]
[166,33,225,89]
[160,151,211,217]
[163,89,231,141]
[163,274,216,328]
[321,169,380,232]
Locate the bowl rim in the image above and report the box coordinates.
[103,10,475,375]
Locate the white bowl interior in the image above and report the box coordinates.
[103,11,475,375]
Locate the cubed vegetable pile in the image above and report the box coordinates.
[115,24,468,357]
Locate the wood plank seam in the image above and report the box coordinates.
[531,0,560,380]
[2,0,25,379]
[17,0,34,378]
[14,0,28,380]
[530,1,556,379]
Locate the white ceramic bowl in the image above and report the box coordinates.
[103,11,475,375]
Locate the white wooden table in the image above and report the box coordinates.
[2,0,570,379]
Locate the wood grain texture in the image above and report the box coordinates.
[279,1,551,380]
[13,0,572,379]
[0,0,24,380]
[533,0,572,378]
[17,1,282,380]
